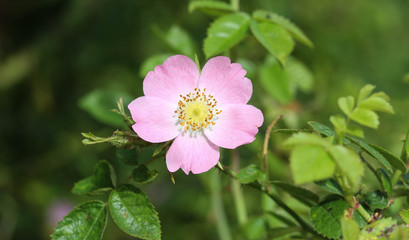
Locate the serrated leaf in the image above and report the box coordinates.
[188,1,235,16]
[79,89,133,128]
[315,179,344,196]
[132,165,159,184]
[259,56,292,103]
[364,190,389,210]
[271,181,319,206]
[360,217,396,239]
[341,210,359,240]
[236,164,262,184]
[109,185,160,240]
[139,54,173,78]
[252,10,313,48]
[359,96,395,114]
[399,210,409,225]
[350,108,379,129]
[357,84,375,104]
[204,12,250,58]
[338,96,355,117]
[51,201,107,240]
[369,143,406,172]
[347,136,393,173]
[328,145,364,191]
[311,199,365,240]
[72,160,115,195]
[290,145,335,185]
[250,19,294,65]
[283,132,331,149]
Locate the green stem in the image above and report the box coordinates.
[345,195,372,223]
[231,0,239,11]
[232,150,248,225]
[391,170,402,186]
[209,171,232,240]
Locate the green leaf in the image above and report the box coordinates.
[286,57,314,92]
[308,121,352,144]
[242,217,266,239]
[72,160,115,195]
[369,143,406,172]
[271,181,319,206]
[152,142,170,157]
[188,1,235,16]
[347,136,393,173]
[364,190,389,210]
[139,54,173,78]
[359,96,395,114]
[250,19,294,65]
[116,149,138,165]
[315,179,344,196]
[79,89,133,128]
[399,209,409,225]
[283,132,331,149]
[311,199,365,240]
[252,10,313,48]
[164,25,196,57]
[290,145,335,185]
[330,115,346,133]
[338,96,355,117]
[350,108,379,129]
[357,84,375,104]
[360,217,396,239]
[341,210,360,240]
[328,145,364,190]
[109,185,161,240]
[259,56,292,103]
[345,125,364,138]
[268,227,301,239]
[132,165,159,184]
[236,164,263,184]
[51,201,107,240]
[402,129,409,161]
[379,169,392,196]
[204,12,250,58]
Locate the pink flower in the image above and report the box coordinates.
[128,55,263,174]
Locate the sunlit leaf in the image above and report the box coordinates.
[360,218,396,239]
[188,1,235,16]
[283,132,331,149]
[369,143,406,172]
[51,201,107,240]
[109,185,160,240]
[204,12,251,58]
[346,125,364,138]
[341,210,359,240]
[350,108,379,129]
[252,10,313,48]
[399,210,409,225]
[360,96,394,114]
[250,19,294,65]
[290,145,335,184]
[357,84,375,104]
[338,96,355,117]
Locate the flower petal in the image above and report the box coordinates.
[128,96,179,143]
[205,104,263,149]
[198,56,252,105]
[143,55,199,103]
[166,133,220,174]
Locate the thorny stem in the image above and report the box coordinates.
[262,115,283,188]
[231,150,248,225]
[215,164,315,234]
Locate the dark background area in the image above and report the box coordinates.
[0,0,408,239]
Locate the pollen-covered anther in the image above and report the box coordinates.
[176,88,221,131]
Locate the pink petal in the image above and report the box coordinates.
[198,56,252,105]
[166,133,220,174]
[205,104,263,149]
[143,55,199,103]
[128,96,179,143]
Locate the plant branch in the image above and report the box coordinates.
[262,115,283,187]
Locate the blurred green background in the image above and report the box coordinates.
[0,0,408,239]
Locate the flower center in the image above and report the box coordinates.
[175,88,222,131]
